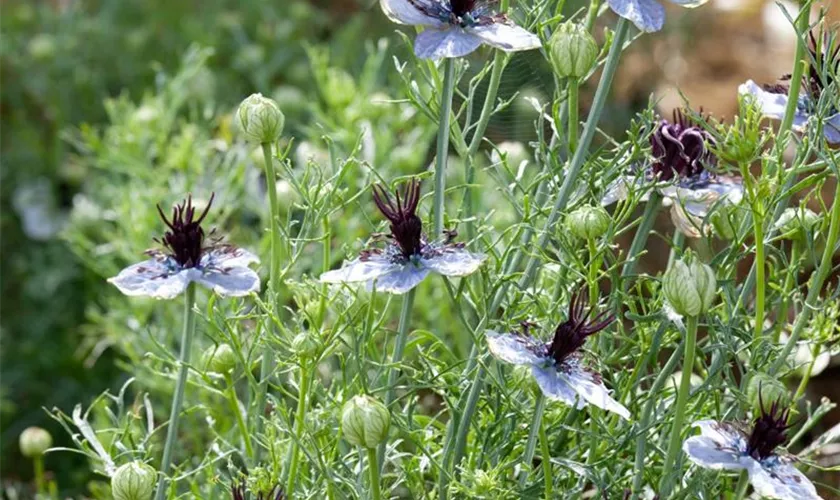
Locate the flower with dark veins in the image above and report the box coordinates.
[607,0,708,33]
[380,0,540,59]
[740,28,840,143]
[485,289,630,419]
[683,396,822,500]
[602,110,744,238]
[320,178,485,294]
[108,194,260,300]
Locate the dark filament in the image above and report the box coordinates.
[546,288,615,364]
[650,109,715,182]
[155,193,214,268]
[372,179,423,258]
[231,483,285,500]
[450,0,478,16]
[745,393,793,461]
[765,28,840,100]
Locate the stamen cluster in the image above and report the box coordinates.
[231,483,285,500]
[764,29,840,102]
[155,193,214,268]
[745,396,793,461]
[651,110,715,182]
[545,289,615,364]
[372,180,423,258]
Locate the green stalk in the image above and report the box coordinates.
[154,283,197,500]
[567,78,580,155]
[224,373,254,460]
[34,456,45,496]
[793,343,821,401]
[752,205,766,344]
[658,315,698,497]
[538,414,554,498]
[518,393,546,487]
[773,243,799,344]
[285,362,312,496]
[367,447,382,500]
[733,471,750,499]
[620,192,663,287]
[434,59,456,237]
[667,231,685,270]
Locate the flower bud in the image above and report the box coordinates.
[662,254,716,317]
[323,68,357,109]
[566,205,611,239]
[340,395,390,449]
[774,207,819,241]
[236,93,285,144]
[111,461,156,500]
[746,373,789,415]
[291,332,321,359]
[549,23,598,79]
[19,427,52,458]
[201,343,237,375]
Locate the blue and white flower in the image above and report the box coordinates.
[485,290,630,419]
[683,397,823,500]
[607,0,708,33]
[108,194,261,300]
[380,0,540,59]
[320,179,485,295]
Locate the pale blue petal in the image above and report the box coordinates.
[601,175,632,207]
[421,248,486,277]
[739,80,809,130]
[667,0,708,6]
[531,365,582,407]
[669,204,705,238]
[561,360,631,419]
[414,28,482,59]
[824,113,840,144]
[748,458,823,500]
[469,22,541,52]
[485,331,545,365]
[607,0,665,32]
[666,177,744,218]
[380,0,443,26]
[203,247,260,268]
[683,435,750,471]
[108,258,189,300]
[194,266,260,298]
[368,264,430,294]
[320,255,400,284]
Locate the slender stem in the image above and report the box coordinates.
[773,243,799,344]
[659,315,698,497]
[733,471,750,499]
[433,59,456,238]
[154,283,197,500]
[367,447,382,500]
[752,204,766,344]
[779,8,811,136]
[34,456,45,496]
[584,0,602,31]
[538,413,554,499]
[285,362,311,496]
[567,78,580,155]
[793,343,821,401]
[318,215,330,327]
[667,231,685,270]
[587,237,599,308]
[518,393,546,487]
[224,373,254,460]
[378,289,416,472]
[621,192,663,285]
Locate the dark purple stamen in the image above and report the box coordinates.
[650,109,715,182]
[765,28,839,100]
[155,193,214,268]
[450,0,478,16]
[231,483,285,500]
[745,393,793,461]
[546,288,615,364]
[372,180,423,258]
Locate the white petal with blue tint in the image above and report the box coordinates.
[320,255,401,284]
[669,204,705,238]
[485,331,544,365]
[205,247,260,268]
[739,80,809,130]
[672,178,744,219]
[421,248,486,277]
[693,420,748,450]
[667,0,708,6]
[561,361,631,419]
[368,264,431,294]
[108,258,190,300]
[379,0,443,26]
[748,458,823,500]
[824,113,840,144]
[194,266,261,298]
[683,435,751,470]
[531,365,582,408]
[607,0,666,32]
[470,22,541,52]
[414,28,483,59]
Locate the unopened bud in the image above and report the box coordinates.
[549,23,598,79]
[201,344,237,375]
[340,395,390,449]
[566,205,611,239]
[19,427,52,458]
[291,332,321,359]
[111,461,156,500]
[774,207,819,240]
[746,373,789,415]
[236,93,285,144]
[662,253,716,317]
[323,68,357,109]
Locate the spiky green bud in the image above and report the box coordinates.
[236,93,285,144]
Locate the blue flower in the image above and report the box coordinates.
[683,398,822,500]
[108,194,261,300]
[607,0,708,33]
[380,0,540,59]
[485,290,630,419]
[320,179,485,295]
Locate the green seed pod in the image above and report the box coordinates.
[291,332,321,359]
[774,207,819,241]
[746,373,789,415]
[236,93,285,144]
[201,344,237,375]
[111,461,156,500]
[662,253,717,317]
[549,23,598,79]
[566,205,611,239]
[340,395,390,449]
[19,426,52,458]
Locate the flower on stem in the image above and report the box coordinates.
[485,289,630,419]
[108,194,260,300]
[683,396,822,500]
[607,0,708,33]
[602,110,744,238]
[320,178,485,294]
[231,482,286,500]
[739,28,840,143]
[380,0,540,59]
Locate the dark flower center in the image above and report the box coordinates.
[449,0,477,17]
[372,180,423,258]
[765,29,839,103]
[231,483,285,500]
[546,288,614,364]
[650,110,715,182]
[745,395,792,461]
[155,193,214,268]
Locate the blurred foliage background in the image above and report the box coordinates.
[2,0,837,496]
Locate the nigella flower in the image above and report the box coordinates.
[108,194,260,300]
[601,110,744,238]
[485,289,630,419]
[231,482,286,500]
[683,396,823,500]
[320,179,486,295]
[380,0,540,59]
[740,29,840,143]
[607,0,707,33]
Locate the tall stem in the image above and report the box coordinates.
[285,362,311,496]
[659,315,698,497]
[367,447,382,500]
[752,205,766,344]
[434,59,456,237]
[154,283,197,500]
[518,393,546,487]
[224,373,254,460]
[34,456,45,496]
[621,192,663,287]
[538,413,554,499]
[567,78,580,155]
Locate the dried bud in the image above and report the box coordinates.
[662,253,716,317]
[774,207,819,240]
[566,205,611,239]
[746,373,789,415]
[549,23,598,79]
[340,395,390,449]
[111,461,156,500]
[291,332,321,359]
[19,427,52,458]
[201,344,237,375]
[236,93,285,144]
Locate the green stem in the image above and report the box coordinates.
[567,78,580,155]
[518,393,546,488]
[773,243,799,344]
[752,205,766,344]
[34,456,45,496]
[285,363,311,496]
[224,373,254,461]
[538,413,554,499]
[154,283,197,500]
[367,447,382,500]
[793,343,820,401]
[433,59,456,237]
[733,471,750,499]
[779,8,811,137]
[667,231,685,270]
[318,215,330,328]
[621,192,663,286]
[658,315,698,497]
